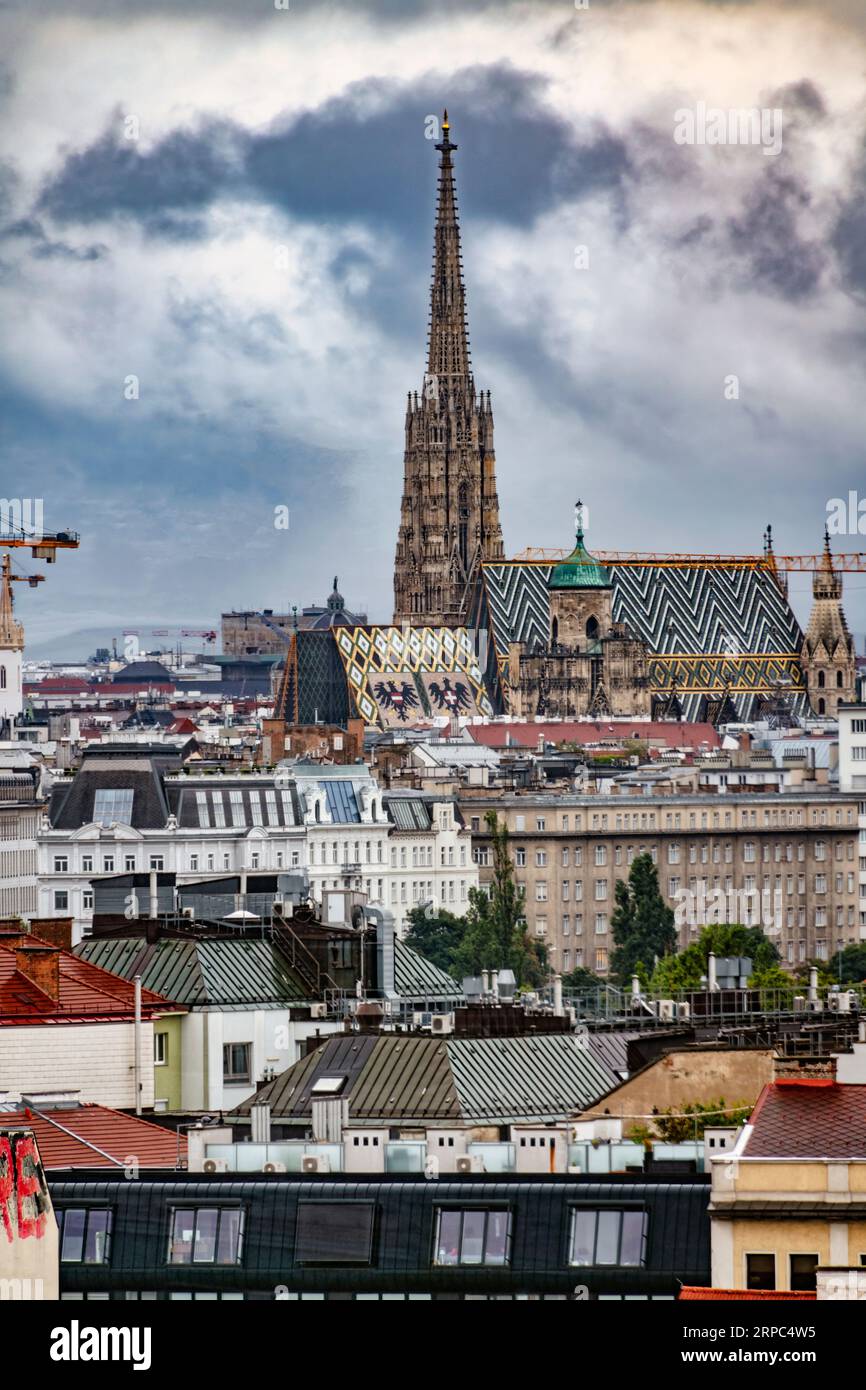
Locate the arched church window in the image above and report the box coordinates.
[836,670,843,688]
[817,670,825,688]
[818,698,825,715]
[551,617,559,644]
[586,616,599,641]
[0,667,5,689]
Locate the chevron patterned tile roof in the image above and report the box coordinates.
[334,624,493,726]
[479,561,808,722]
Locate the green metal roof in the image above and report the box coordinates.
[75,937,313,1009]
[549,521,611,591]
[393,940,462,1001]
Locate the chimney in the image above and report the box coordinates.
[707,952,718,993]
[15,945,61,1001]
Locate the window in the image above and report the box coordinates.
[102,856,114,874]
[569,1208,647,1267]
[222,1042,251,1084]
[168,1208,245,1265]
[58,1208,113,1264]
[93,788,134,826]
[434,1208,512,1267]
[124,855,136,872]
[295,1202,376,1265]
[82,854,93,873]
[53,890,68,911]
[154,1032,168,1066]
[536,818,545,832]
[535,850,547,867]
[746,1253,775,1290]
[789,1254,818,1292]
[190,854,199,872]
[82,889,93,912]
[515,848,526,867]
[149,856,164,871]
[53,855,69,873]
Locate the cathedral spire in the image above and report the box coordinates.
[0,554,24,651]
[427,110,471,382]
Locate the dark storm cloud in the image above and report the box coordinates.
[831,137,866,297]
[36,66,633,241]
[726,164,826,300]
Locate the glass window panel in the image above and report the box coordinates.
[595,1210,620,1265]
[211,795,226,828]
[60,1208,86,1263]
[460,1210,486,1266]
[265,790,279,824]
[250,791,263,826]
[484,1211,510,1266]
[216,1209,244,1265]
[84,1209,111,1264]
[193,1209,218,1263]
[570,1210,596,1266]
[93,788,134,826]
[195,792,210,827]
[169,1209,196,1264]
[619,1211,645,1267]
[436,1210,462,1266]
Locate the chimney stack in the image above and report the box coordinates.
[15,945,61,1001]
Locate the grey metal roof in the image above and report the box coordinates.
[232,1031,614,1125]
[584,1030,643,1082]
[386,797,432,832]
[75,937,313,1009]
[393,940,462,1001]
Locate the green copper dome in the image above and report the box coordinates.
[549,504,611,590]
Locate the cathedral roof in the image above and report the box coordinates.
[549,504,611,591]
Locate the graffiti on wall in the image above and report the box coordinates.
[0,1129,50,1243]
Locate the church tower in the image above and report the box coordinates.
[800,529,856,716]
[393,112,504,626]
[0,554,24,737]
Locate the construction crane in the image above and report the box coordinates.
[0,523,80,563]
[2,554,45,590]
[511,548,866,571]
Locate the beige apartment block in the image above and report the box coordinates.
[462,792,860,976]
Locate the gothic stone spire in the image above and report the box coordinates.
[393,112,504,627]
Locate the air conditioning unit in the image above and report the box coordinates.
[262,1161,286,1173]
[456,1154,485,1174]
[676,1002,691,1021]
[657,999,676,1022]
[431,1013,454,1035]
[828,990,855,1013]
[793,995,806,1012]
[273,900,284,916]
[302,1154,330,1174]
[202,1158,229,1174]
[309,1002,328,1019]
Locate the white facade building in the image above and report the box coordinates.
[37,748,478,941]
[838,701,866,935]
[0,748,42,918]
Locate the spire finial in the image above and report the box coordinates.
[575,499,585,545]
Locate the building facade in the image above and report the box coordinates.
[800,532,857,717]
[0,751,41,918]
[838,701,866,935]
[463,790,861,975]
[37,747,477,939]
[393,113,504,626]
[506,509,652,719]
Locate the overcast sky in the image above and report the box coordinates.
[1,0,865,653]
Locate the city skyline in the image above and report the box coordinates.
[2,0,865,653]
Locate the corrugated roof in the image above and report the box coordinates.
[232,1031,613,1125]
[75,937,312,1008]
[386,797,432,831]
[393,940,461,1000]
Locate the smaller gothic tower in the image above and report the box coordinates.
[0,553,24,737]
[800,529,856,716]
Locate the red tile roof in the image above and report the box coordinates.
[0,938,177,1023]
[680,1287,815,1301]
[743,1080,866,1159]
[0,1104,186,1169]
[467,721,721,751]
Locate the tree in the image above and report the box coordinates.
[453,812,547,988]
[403,905,467,975]
[830,943,866,986]
[561,965,605,992]
[649,922,782,995]
[652,1097,753,1143]
[610,853,677,984]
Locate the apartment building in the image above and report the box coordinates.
[838,702,866,934]
[0,749,43,918]
[37,746,476,940]
[462,790,860,975]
